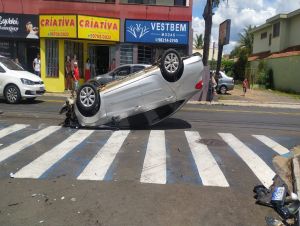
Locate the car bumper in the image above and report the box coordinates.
[20,85,46,97]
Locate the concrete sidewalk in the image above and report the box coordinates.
[189,86,300,109]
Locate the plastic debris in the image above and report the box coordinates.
[71,198,76,202]
[9,172,14,178]
[39,220,44,224]
[265,216,284,226]
[61,196,65,200]
[31,194,37,197]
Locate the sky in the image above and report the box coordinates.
[192,0,300,54]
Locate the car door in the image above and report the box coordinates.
[0,64,7,96]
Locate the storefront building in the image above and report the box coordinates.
[39,15,120,92]
[0,13,40,72]
[1,0,193,92]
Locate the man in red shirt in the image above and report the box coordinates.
[72,62,80,97]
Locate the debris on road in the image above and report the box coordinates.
[9,172,14,178]
[61,196,65,200]
[254,147,300,224]
[70,197,76,202]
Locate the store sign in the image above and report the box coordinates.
[0,13,39,39]
[78,15,120,41]
[125,20,189,45]
[39,15,77,38]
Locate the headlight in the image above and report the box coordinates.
[21,78,35,85]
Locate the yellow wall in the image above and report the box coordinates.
[40,39,65,92]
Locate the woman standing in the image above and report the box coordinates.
[85,58,91,82]
[65,56,72,91]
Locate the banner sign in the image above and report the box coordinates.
[39,15,77,38]
[78,15,120,41]
[125,20,189,45]
[219,19,231,46]
[0,13,39,39]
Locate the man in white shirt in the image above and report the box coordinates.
[33,54,41,77]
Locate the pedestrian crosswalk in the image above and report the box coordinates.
[0,123,297,188]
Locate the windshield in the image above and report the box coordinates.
[0,58,24,71]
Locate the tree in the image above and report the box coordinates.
[238,25,254,55]
[202,0,224,66]
[193,34,203,49]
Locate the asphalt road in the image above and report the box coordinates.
[0,96,299,226]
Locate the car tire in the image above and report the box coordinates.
[4,84,21,104]
[219,85,227,94]
[76,83,101,117]
[160,49,184,82]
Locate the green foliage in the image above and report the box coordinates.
[233,48,248,80]
[265,68,274,89]
[193,34,203,49]
[222,60,234,74]
[238,25,254,55]
[256,61,267,85]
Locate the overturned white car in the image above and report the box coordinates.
[60,49,204,128]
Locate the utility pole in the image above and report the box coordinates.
[202,0,213,66]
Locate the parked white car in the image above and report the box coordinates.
[0,56,45,104]
[60,49,204,128]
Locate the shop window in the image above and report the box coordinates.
[138,46,152,64]
[273,22,280,38]
[261,32,267,39]
[45,39,59,77]
[120,44,133,65]
[65,41,84,78]
[174,0,186,6]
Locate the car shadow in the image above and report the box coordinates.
[149,118,192,130]
[0,99,45,105]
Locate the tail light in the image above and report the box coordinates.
[195,80,203,90]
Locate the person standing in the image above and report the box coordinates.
[84,58,91,82]
[242,78,249,96]
[71,54,78,74]
[65,56,72,91]
[109,58,116,71]
[33,54,41,77]
[72,62,80,97]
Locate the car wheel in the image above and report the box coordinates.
[76,83,100,117]
[219,85,227,94]
[5,84,21,104]
[160,49,184,82]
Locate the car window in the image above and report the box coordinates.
[132,66,145,73]
[0,65,5,73]
[0,58,24,71]
[114,66,131,76]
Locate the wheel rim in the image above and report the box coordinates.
[164,53,179,73]
[7,87,18,103]
[79,87,96,107]
[220,87,226,94]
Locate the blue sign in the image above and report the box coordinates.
[125,20,189,45]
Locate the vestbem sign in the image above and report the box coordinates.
[125,20,188,45]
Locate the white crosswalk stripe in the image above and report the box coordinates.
[0,126,61,163]
[140,130,166,184]
[0,124,29,139]
[219,133,275,188]
[252,135,290,155]
[77,130,130,181]
[0,123,293,187]
[14,129,94,179]
[185,131,229,187]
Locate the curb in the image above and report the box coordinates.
[187,100,300,109]
[292,157,300,226]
